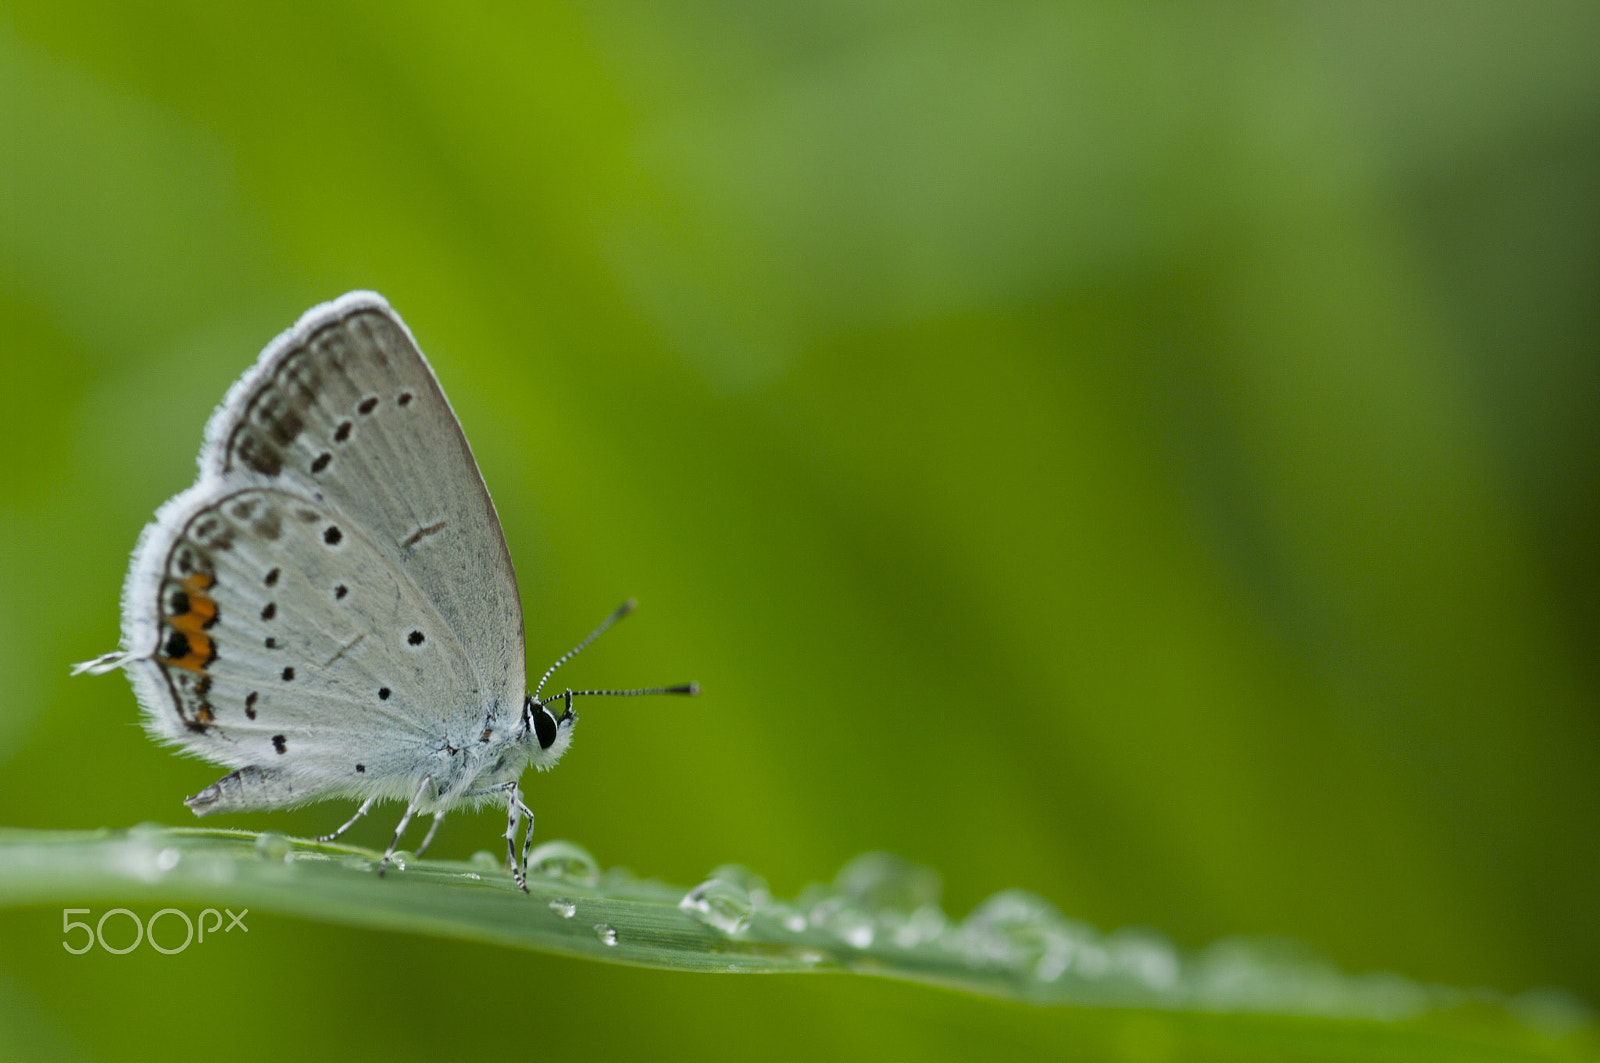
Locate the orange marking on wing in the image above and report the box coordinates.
[163,630,213,673]
[169,610,211,638]
[162,572,219,672]
[181,572,217,624]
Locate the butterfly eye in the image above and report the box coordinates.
[533,705,559,750]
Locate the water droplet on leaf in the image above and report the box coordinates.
[679,872,757,935]
[962,889,1087,981]
[253,833,291,862]
[833,852,941,913]
[527,840,600,886]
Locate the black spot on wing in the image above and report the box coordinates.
[235,430,283,477]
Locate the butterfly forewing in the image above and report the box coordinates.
[214,296,523,707]
[117,294,526,804]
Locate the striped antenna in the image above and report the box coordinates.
[544,683,700,707]
[531,601,700,711]
[536,683,699,722]
[532,598,637,701]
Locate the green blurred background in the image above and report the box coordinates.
[2,3,1598,1060]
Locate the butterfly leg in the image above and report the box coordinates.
[414,811,446,857]
[457,780,529,890]
[463,781,517,799]
[316,795,377,843]
[379,775,434,878]
[503,786,529,892]
[518,795,537,885]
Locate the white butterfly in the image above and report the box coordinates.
[74,292,695,888]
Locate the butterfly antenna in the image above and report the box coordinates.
[532,598,637,701]
[558,684,700,703]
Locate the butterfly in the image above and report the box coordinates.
[74,292,695,888]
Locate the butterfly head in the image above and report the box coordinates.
[522,693,577,770]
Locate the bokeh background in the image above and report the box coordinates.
[2,3,1598,1060]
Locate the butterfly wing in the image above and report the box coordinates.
[111,293,526,808]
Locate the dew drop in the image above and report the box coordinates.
[526,840,600,886]
[832,909,875,949]
[593,923,618,947]
[961,889,1087,981]
[468,850,501,872]
[708,863,771,906]
[760,901,808,935]
[601,865,640,891]
[253,832,292,862]
[679,871,759,936]
[1187,937,1404,1015]
[549,898,577,919]
[833,851,942,913]
[1109,931,1180,990]
[888,904,948,948]
[119,832,182,882]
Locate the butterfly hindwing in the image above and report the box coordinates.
[122,483,488,802]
